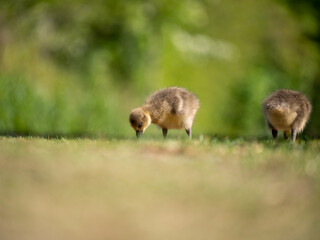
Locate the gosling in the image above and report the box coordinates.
[129,87,200,139]
[262,89,312,141]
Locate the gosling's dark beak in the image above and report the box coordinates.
[136,131,143,138]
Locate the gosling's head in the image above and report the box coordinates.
[129,108,151,138]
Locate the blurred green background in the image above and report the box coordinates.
[0,0,319,138]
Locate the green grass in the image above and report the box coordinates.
[0,137,320,240]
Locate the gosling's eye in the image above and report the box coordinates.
[138,122,143,128]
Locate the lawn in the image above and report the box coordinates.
[0,137,320,240]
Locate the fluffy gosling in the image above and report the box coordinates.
[129,87,200,139]
[262,89,312,141]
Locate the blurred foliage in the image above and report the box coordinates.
[0,0,319,137]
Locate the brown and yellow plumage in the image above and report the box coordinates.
[262,89,312,141]
[130,87,200,138]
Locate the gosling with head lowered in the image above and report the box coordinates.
[262,89,312,142]
[129,87,200,139]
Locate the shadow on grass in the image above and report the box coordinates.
[0,131,319,143]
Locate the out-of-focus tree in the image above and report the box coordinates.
[279,0,320,136]
[0,0,319,137]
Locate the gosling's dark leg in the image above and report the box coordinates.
[291,128,297,142]
[272,129,278,139]
[185,129,191,139]
[268,121,277,140]
[162,128,168,138]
